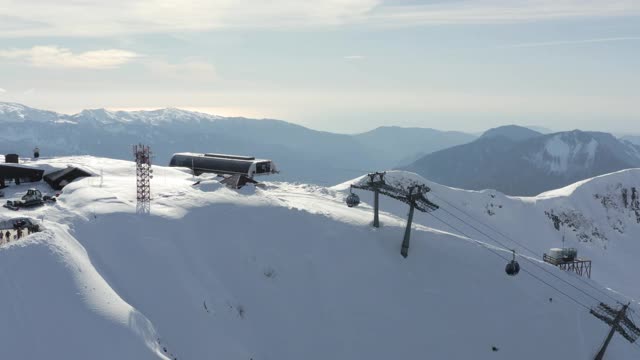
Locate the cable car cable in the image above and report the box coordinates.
[432,203,606,305]
[335,168,624,305]
[429,192,621,304]
[429,192,613,303]
[338,171,617,306]
[428,211,591,309]
[338,169,639,352]
[427,211,593,311]
[430,192,540,256]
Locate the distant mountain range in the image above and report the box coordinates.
[352,126,475,166]
[0,102,475,185]
[403,125,640,195]
[3,102,638,195]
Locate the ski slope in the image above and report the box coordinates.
[0,156,638,359]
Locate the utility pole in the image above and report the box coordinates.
[591,302,640,360]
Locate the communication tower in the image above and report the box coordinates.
[133,144,152,213]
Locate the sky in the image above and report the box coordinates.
[0,0,639,134]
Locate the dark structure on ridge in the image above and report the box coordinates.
[346,172,439,258]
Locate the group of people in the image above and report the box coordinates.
[0,221,40,245]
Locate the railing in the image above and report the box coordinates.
[543,253,562,265]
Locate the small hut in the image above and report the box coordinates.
[44,167,92,190]
[5,154,19,164]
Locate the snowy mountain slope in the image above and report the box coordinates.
[524,131,640,176]
[0,156,639,359]
[0,102,62,123]
[0,226,169,359]
[404,128,640,195]
[335,169,640,299]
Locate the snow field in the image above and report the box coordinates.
[0,157,638,359]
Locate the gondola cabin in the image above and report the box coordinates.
[169,153,278,178]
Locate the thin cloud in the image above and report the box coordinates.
[372,0,640,26]
[344,55,365,60]
[1,0,639,37]
[504,36,640,48]
[0,46,139,69]
[147,59,217,81]
[0,0,380,37]
[0,88,6,94]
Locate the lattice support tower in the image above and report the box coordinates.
[133,144,152,213]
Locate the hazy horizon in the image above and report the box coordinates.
[6,100,640,137]
[1,0,639,133]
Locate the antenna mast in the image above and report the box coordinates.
[133,144,152,214]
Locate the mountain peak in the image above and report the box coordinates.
[0,101,62,122]
[125,107,223,123]
[0,101,28,111]
[404,127,640,196]
[78,108,115,116]
[480,125,542,142]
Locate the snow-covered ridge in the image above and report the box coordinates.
[536,168,640,198]
[72,107,223,125]
[0,102,224,125]
[0,102,63,123]
[2,157,640,359]
[0,102,28,114]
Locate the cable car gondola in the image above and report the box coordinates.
[505,250,520,276]
[346,191,360,208]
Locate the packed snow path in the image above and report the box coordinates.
[0,156,638,359]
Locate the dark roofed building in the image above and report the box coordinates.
[5,154,19,164]
[43,167,92,190]
[0,164,44,188]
